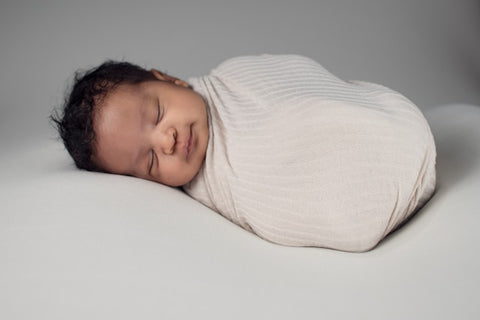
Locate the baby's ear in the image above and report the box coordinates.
[151,69,190,88]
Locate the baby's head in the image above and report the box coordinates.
[51,60,209,187]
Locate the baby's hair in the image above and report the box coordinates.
[50,60,157,172]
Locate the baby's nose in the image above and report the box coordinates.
[161,127,177,155]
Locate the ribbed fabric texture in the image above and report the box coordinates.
[182,54,436,252]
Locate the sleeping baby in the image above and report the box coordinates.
[51,54,437,252]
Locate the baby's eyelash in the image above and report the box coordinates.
[149,102,162,175]
[156,103,161,124]
[149,150,155,174]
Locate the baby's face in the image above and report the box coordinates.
[93,73,209,187]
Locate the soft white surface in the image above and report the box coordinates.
[1,104,479,319]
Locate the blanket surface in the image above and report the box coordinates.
[182,54,436,252]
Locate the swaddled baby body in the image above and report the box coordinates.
[182,54,436,252]
[52,54,437,252]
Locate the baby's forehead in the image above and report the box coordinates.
[96,82,150,113]
[93,80,162,131]
[108,82,146,101]
[92,83,147,174]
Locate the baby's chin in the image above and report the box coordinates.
[152,167,201,187]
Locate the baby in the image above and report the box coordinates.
[52,54,437,252]
[51,61,209,187]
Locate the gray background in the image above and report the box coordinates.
[0,0,479,150]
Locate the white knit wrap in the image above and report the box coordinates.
[182,54,436,252]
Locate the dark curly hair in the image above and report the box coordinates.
[50,60,157,172]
